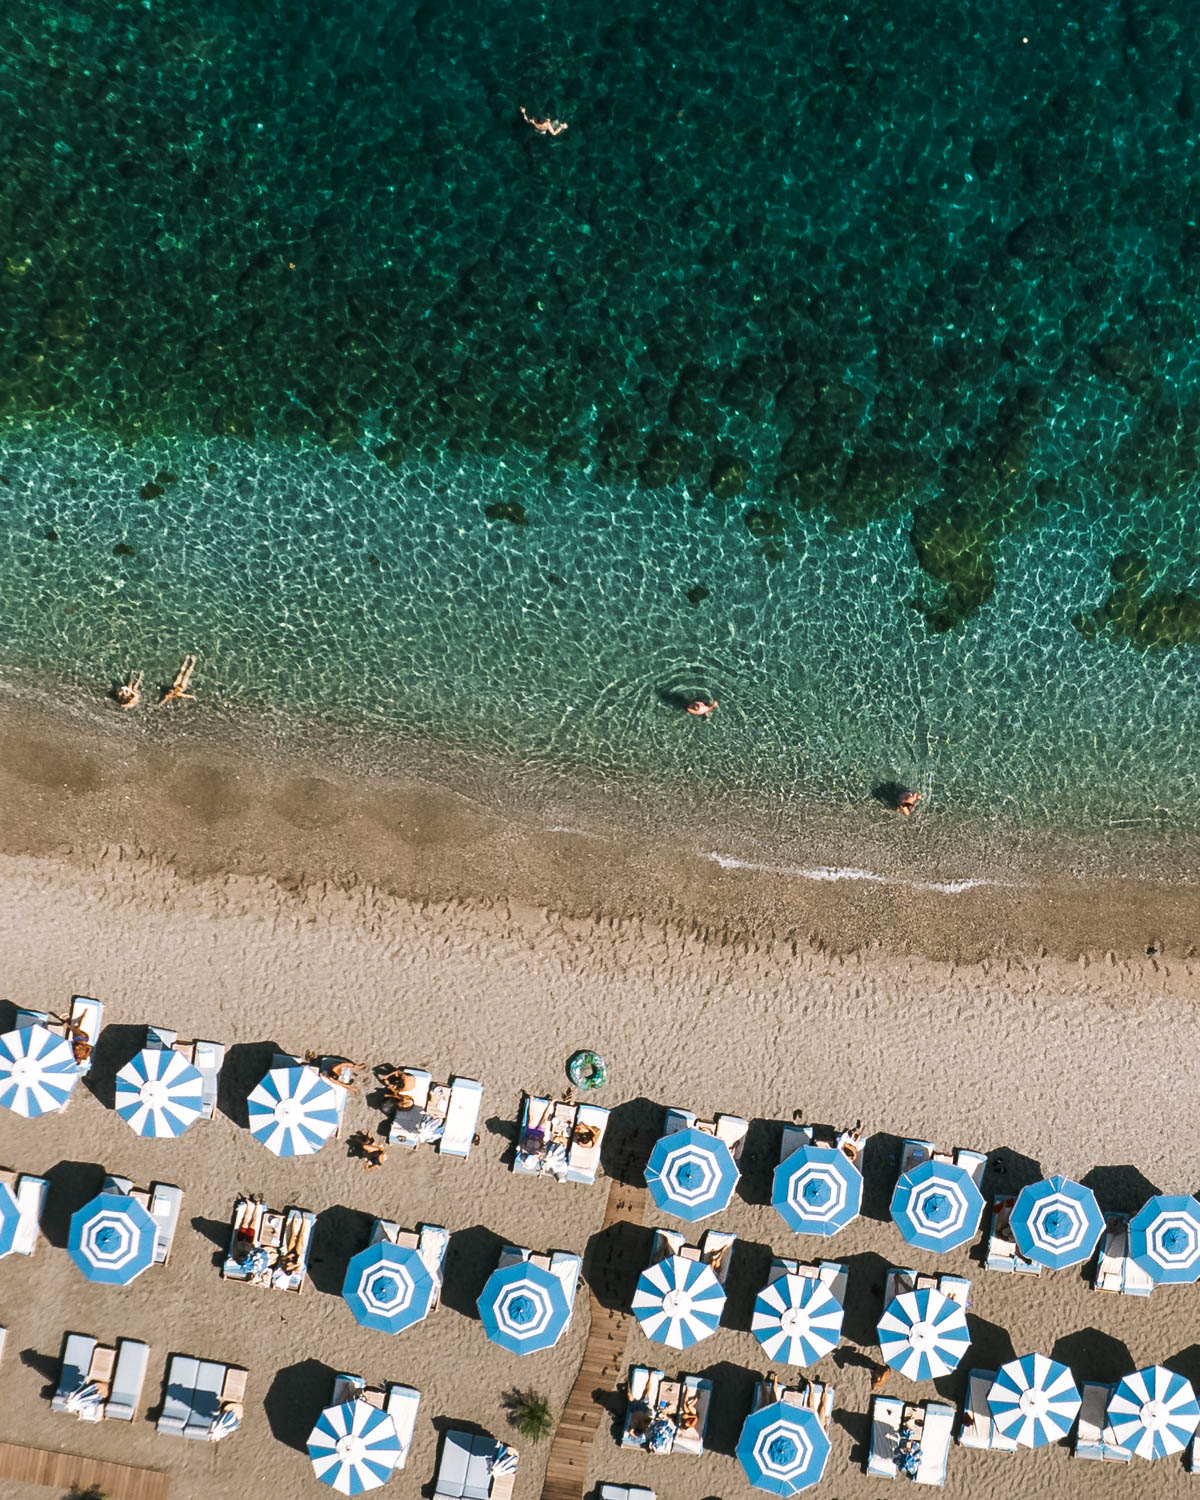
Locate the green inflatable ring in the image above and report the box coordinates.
[567,1049,609,1090]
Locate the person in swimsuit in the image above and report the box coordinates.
[521,106,568,136]
[686,698,717,718]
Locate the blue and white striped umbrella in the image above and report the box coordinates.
[632,1254,726,1349]
[646,1128,739,1222]
[68,1192,157,1285]
[342,1242,437,1334]
[114,1047,205,1138]
[752,1275,843,1365]
[891,1160,984,1253]
[1105,1366,1200,1460]
[246,1062,342,1156]
[737,1401,831,1494]
[1129,1196,1200,1284]
[1010,1176,1104,1269]
[0,1023,79,1117]
[0,1181,21,1258]
[308,1398,403,1494]
[478,1261,573,1355]
[773,1146,862,1237]
[987,1353,1081,1447]
[877,1287,971,1381]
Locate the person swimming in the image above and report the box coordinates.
[686,698,717,718]
[520,106,568,137]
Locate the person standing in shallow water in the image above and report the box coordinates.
[896,789,921,816]
[686,698,717,718]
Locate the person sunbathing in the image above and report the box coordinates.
[54,1014,92,1066]
[520,105,568,136]
[325,1059,363,1091]
[114,670,143,709]
[354,1132,388,1171]
[572,1123,598,1148]
[160,653,197,704]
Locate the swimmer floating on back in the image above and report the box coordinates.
[520,106,568,137]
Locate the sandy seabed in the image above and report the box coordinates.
[0,823,1197,1500]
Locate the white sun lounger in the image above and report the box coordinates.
[191,1040,225,1118]
[672,1375,712,1455]
[868,1395,903,1477]
[714,1113,749,1159]
[599,1488,657,1500]
[957,1369,1018,1452]
[567,1102,608,1183]
[914,1402,955,1485]
[105,1339,150,1422]
[1074,1380,1132,1461]
[385,1383,421,1466]
[150,1183,183,1265]
[1093,1214,1154,1296]
[332,1372,365,1406]
[0,1170,49,1255]
[550,1249,582,1302]
[623,1366,664,1447]
[699,1229,737,1285]
[183,1360,226,1439]
[985,1196,1041,1274]
[52,1333,97,1412]
[439,1076,482,1157]
[157,1355,198,1435]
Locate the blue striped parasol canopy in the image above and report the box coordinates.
[1129,1195,1200,1284]
[246,1061,342,1156]
[308,1398,403,1494]
[342,1242,437,1334]
[1105,1366,1200,1460]
[737,1402,831,1494]
[987,1353,1081,1447]
[645,1128,739,1222]
[632,1254,725,1349]
[890,1160,984,1253]
[773,1146,862,1236]
[1010,1175,1104,1269]
[0,1023,79,1117]
[68,1192,157,1285]
[114,1047,205,1138]
[877,1287,971,1381]
[751,1275,843,1366]
[478,1261,573,1355]
[0,1181,21,1258]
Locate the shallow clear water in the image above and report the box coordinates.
[3,0,1200,832]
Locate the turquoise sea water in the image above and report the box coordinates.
[3,0,1200,832]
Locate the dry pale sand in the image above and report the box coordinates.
[0,842,1198,1500]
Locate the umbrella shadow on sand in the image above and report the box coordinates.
[1082,1164,1160,1216]
[835,1251,893,1347]
[1052,1327,1134,1385]
[307,1205,374,1295]
[833,1402,871,1467]
[1165,1344,1200,1387]
[979,1147,1042,1200]
[41,1159,106,1247]
[721,1238,774,1332]
[216,1039,282,1127]
[600,1096,661,1187]
[736,1118,782,1206]
[692,1360,760,1456]
[860,1131,905,1222]
[264,1358,337,1451]
[80,1022,145,1109]
[582,1218,654,1314]
[440,1224,506,1319]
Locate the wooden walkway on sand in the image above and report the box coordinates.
[0,1440,170,1500]
[541,1177,647,1500]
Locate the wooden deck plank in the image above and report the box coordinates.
[0,1440,170,1500]
[541,1179,646,1500]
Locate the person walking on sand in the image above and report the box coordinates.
[114,670,143,709]
[521,106,568,136]
[896,789,921,816]
[686,698,717,718]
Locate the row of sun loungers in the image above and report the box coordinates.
[0,1167,48,1255]
[869,1396,956,1484]
[222,1196,316,1290]
[651,1225,737,1284]
[52,1334,151,1423]
[386,1068,483,1155]
[622,1367,713,1454]
[663,1104,749,1158]
[144,1024,225,1118]
[433,1427,519,1500]
[157,1355,247,1440]
[512,1092,609,1182]
[101,1174,183,1265]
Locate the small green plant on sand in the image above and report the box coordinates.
[67,1487,108,1500]
[502,1388,555,1442]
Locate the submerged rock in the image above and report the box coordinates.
[743,507,784,539]
[709,452,751,499]
[484,499,529,526]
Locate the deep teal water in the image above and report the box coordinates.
[3,0,1200,830]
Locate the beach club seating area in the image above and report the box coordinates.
[512,1091,609,1182]
[222,1197,315,1291]
[14,998,1200,1493]
[385,1067,483,1156]
[621,1366,713,1454]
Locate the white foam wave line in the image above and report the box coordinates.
[702,852,1023,895]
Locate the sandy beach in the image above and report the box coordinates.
[1,746,1199,1499]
